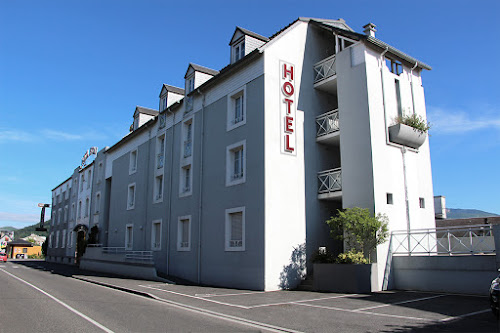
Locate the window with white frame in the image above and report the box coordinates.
[127,183,136,210]
[225,207,245,251]
[160,95,168,111]
[80,174,85,192]
[85,198,89,217]
[226,140,246,186]
[227,87,246,131]
[49,233,53,248]
[129,149,138,174]
[233,39,245,62]
[77,201,82,219]
[180,165,192,195]
[61,230,66,248]
[58,209,62,225]
[151,220,162,250]
[185,76,194,112]
[95,193,101,214]
[125,224,133,250]
[157,135,165,169]
[64,206,68,222]
[177,216,191,251]
[154,175,163,202]
[87,170,92,189]
[55,231,60,248]
[183,120,193,158]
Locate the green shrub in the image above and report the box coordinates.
[311,249,335,263]
[336,250,368,264]
[395,113,431,133]
[28,254,44,259]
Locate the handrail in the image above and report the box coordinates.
[314,54,336,83]
[316,109,339,137]
[318,168,342,194]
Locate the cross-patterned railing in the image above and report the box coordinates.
[390,225,495,256]
[316,110,339,137]
[314,54,336,83]
[318,168,342,194]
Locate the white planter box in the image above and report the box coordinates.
[388,123,426,149]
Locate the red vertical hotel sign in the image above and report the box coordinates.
[280,61,296,155]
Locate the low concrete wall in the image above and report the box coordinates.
[392,255,497,295]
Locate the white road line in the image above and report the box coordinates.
[404,290,488,298]
[196,290,280,298]
[139,284,251,309]
[78,278,302,333]
[0,268,114,333]
[440,309,492,322]
[248,294,360,309]
[353,294,446,311]
[294,302,432,321]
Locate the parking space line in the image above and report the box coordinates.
[294,302,432,321]
[247,294,360,309]
[440,309,492,322]
[353,294,446,311]
[139,285,251,309]
[196,290,280,298]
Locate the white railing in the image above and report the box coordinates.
[318,168,342,194]
[316,110,339,137]
[157,153,164,169]
[391,225,495,256]
[314,54,336,83]
[102,247,154,262]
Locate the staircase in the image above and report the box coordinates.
[295,275,314,291]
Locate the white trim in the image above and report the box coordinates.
[151,219,162,251]
[153,174,164,203]
[127,183,136,210]
[177,215,191,251]
[179,164,192,197]
[227,86,246,132]
[226,140,246,187]
[225,206,245,251]
[125,223,133,250]
[94,192,101,214]
[129,149,138,175]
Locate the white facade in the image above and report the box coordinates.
[47,17,435,291]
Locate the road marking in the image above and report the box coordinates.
[76,278,302,333]
[0,268,114,333]
[248,294,360,309]
[353,294,446,311]
[294,302,432,321]
[404,290,488,298]
[196,290,280,297]
[440,309,492,322]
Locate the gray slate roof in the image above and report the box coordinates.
[185,63,219,78]
[160,84,185,96]
[135,106,159,117]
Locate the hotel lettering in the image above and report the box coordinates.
[280,61,296,155]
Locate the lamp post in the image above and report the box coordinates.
[36,203,50,232]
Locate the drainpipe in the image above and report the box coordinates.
[410,62,418,115]
[197,89,206,284]
[166,109,175,275]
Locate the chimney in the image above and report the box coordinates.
[363,23,377,37]
[434,195,447,219]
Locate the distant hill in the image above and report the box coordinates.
[0,221,51,240]
[446,208,499,219]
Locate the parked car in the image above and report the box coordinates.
[0,252,7,262]
[490,269,500,318]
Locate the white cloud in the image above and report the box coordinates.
[0,212,39,223]
[428,106,500,134]
[0,129,36,143]
[40,129,84,140]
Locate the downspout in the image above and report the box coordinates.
[165,109,174,275]
[197,89,206,284]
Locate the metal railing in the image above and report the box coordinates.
[316,110,339,137]
[157,153,164,169]
[390,225,495,256]
[318,168,342,194]
[314,54,336,83]
[102,247,154,262]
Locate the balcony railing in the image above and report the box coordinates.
[314,54,336,84]
[157,153,164,169]
[184,140,192,158]
[318,168,342,194]
[316,109,339,137]
[390,225,495,256]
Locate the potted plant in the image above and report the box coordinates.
[313,207,388,293]
[388,113,431,149]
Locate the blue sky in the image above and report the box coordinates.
[0,0,499,228]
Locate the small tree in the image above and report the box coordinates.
[41,239,48,256]
[326,207,389,263]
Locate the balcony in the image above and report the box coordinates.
[316,109,340,145]
[318,168,342,200]
[313,54,337,93]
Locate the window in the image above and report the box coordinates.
[154,175,163,202]
[55,231,60,248]
[87,170,92,189]
[129,149,138,174]
[419,197,425,209]
[177,216,191,251]
[97,162,103,184]
[57,194,60,204]
[226,140,246,186]
[77,201,82,219]
[57,209,62,225]
[23,248,27,253]
[227,87,246,131]
[80,174,85,192]
[186,76,194,94]
[233,40,245,62]
[68,231,73,248]
[157,135,165,169]
[71,203,75,221]
[85,198,89,217]
[61,230,66,249]
[64,206,68,222]
[386,58,403,75]
[152,220,162,250]
[183,120,193,158]
[52,213,55,226]
[225,207,245,251]
[160,95,168,111]
[49,233,53,248]
[127,183,136,210]
[180,165,192,195]
[125,224,133,250]
[387,193,393,205]
[95,193,101,214]
[395,79,403,118]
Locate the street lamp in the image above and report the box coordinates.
[36,203,50,232]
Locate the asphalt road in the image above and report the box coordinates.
[1,260,499,333]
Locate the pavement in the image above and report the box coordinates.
[3,259,500,332]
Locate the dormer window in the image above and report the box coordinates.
[186,76,194,94]
[233,40,245,62]
[160,95,168,111]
